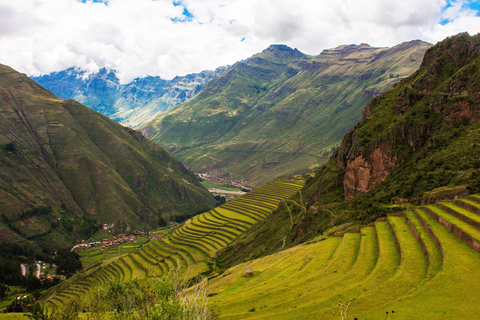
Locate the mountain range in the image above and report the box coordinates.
[32,66,228,128]
[143,41,432,187]
[0,63,216,252]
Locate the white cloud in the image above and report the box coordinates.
[0,0,478,83]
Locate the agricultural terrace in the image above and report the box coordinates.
[43,180,303,310]
[205,196,480,319]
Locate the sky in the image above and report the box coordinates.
[0,0,479,83]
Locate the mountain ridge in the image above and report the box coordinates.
[31,65,228,128]
[143,40,432,187]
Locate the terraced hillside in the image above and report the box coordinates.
[205,195,480,319]
[43,180,303,310]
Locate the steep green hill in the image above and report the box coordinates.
[214,32,480,269]
[0,63,216,253]
[144,41,431,186]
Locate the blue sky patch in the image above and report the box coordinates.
[440,0,480,25]
[77,0,109,4]
[171,0,194,22]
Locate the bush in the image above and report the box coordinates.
[23,276,218,320]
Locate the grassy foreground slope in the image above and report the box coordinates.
[0,63,216,254]
[206,196,480,319]
[42,179,303,311]
[145,41,430,186]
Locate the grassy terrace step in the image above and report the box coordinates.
[232,197,278,208]
[181,224,231,247]
[160,237,209,265]
[193,215,243,238]
[93,270,109,285]
[166,234,212,259]
[185,222,237,244]
[378,207,480,319]
[105,265,121,279]
[437,202,480,229]
[148,243,189,271]
[123,255,147,279]
[208,209,253,229]
[136,248,161,270]
[455,198,480,215]
[405,210,443,279]
[197,214,246,235]
[424,205,480,253]
[156,238,198,264]
[467,194,480,203]
[118,257,133,281]
[217,205,263,222]
[184,221,236,242]
[209,233,363,317]
[173,227,221,251]
[253,185,301,196]
[188,221,238,241]
[225,203,272,216]
[222,201,271,216]
[208,221,401,319]
[111,261,126,280]
[147,242,181,270]
[237,196,279,207]
[245,217,426,319]
[242,191,285,200]
[140,248,168,274]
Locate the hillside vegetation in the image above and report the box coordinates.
[0,63,216,255]
[144,41,431,186]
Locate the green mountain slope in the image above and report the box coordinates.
[0,63,216,252]
[144,41,431,187]
[215,32,480,269]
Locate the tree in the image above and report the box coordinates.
[54,249,82,277]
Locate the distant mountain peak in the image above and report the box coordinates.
[32,65,228,128]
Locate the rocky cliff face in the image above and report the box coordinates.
[314,32,480,202]
[341,143,397,199]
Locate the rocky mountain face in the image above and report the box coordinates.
[143,41,431,187]
[0,63,216,252]
[31,66,227,128]
[215,32,480,269]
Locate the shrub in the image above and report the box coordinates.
[23,276,218,320]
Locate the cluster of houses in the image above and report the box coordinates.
[20,261,65,281]
[72,230,164,252]
[196,172,250,190]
